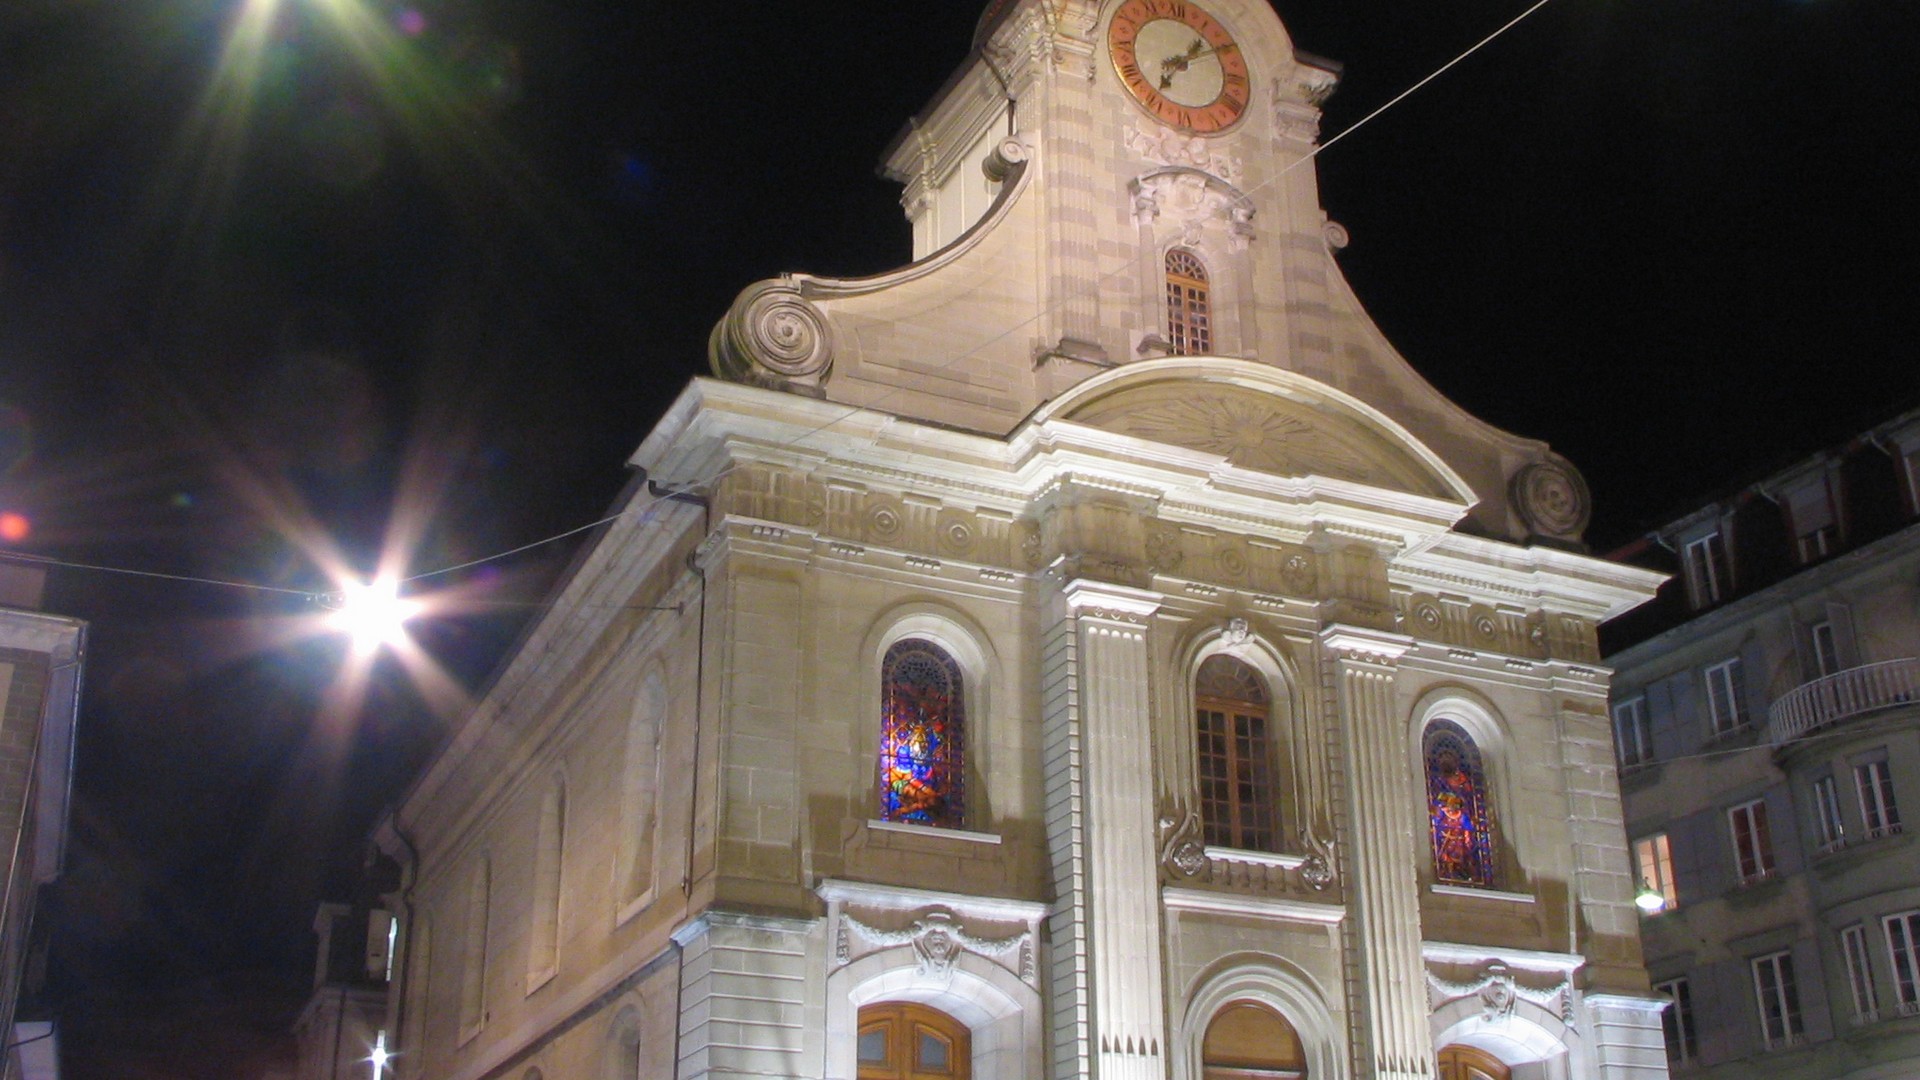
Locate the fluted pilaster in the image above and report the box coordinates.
[1322,628,1431,1080]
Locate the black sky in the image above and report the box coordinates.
[2,0,1917,1074]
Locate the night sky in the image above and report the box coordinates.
[2,0,1916,1074]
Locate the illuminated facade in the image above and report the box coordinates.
[376,2,1668,1078]
[1605,407,1920,1080]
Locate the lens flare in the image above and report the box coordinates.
[328,578,421,655]
[0,513,29,544]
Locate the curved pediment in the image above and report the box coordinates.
[1048,359,1472,503]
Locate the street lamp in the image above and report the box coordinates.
[1634,879,1667,915]
[327,578,420,655]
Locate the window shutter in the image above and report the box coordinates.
[1647,680,1677,758]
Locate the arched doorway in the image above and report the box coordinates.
[857,1003,970,1079]
[1437,1044,1510,1080]
[1201,1001,1307,1079]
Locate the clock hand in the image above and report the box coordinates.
[1158,38,1223,88]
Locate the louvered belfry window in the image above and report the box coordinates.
[1166,248,1212,356]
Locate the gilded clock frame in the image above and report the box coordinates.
[1107,0,1251,135]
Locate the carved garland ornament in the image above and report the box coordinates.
[837,910,1036,987]
[1425,962,1575,1027]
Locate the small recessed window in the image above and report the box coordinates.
[1683,531,1728,609]
[1166,249,1212,356]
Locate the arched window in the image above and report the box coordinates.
[1424,720,1496,887]
[1202,1002,1306,1079]
[527,777,566,989]
[1195,655,1276,851]
[618,675,665,911]
[879,640,967,828]
[858,1003,970,1079]
[1166,248,1212,356]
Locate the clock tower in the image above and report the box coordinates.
[377,4,1672,1079]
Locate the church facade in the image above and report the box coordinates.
[375,2,1670,1078]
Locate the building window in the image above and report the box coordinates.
[1166,248,1212,356]
[1424,720,1496,888]
[1786,480,1839,564]
[1855,756,1901,840]
[1195,655,1276,852]
[1704,658,1747,736]
[1842,924,1880,1022]
[1811,620,1841,677]
[1812,774,1847,852]
[459,858,491,1041]
[619,676,665,911]
[1728,799,1775,885]
[857,1003,969,1079]
[1634,833,1678,912]
[1201,1002,1306,1079]
[878,639,967,828]
[527,777,566,990]
[1657,978,1696,1066]
[1888,911,1920,1013]
[1683,532,1727,609]
[1613,696,1653,769]
[1752,950,1804,1049]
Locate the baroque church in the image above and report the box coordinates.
[371,1,1671,1077]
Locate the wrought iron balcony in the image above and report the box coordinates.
[1767,658,1920,747]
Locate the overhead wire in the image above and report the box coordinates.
[4,0,1564,601]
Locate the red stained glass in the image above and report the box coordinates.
[1425,720,1495,887]
[879,640,966,828]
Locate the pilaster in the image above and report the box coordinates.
[1045,579,1166,1080]
[1321,626,1431,1080]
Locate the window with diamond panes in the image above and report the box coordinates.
[877,640,966,829]
[1424,720,1496,888]
[1166,249,1212,356]
[1195,655,1276,852]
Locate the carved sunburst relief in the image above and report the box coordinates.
[1077,388,1375,483]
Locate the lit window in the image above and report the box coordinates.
[1613,697,1652,768]
[1812,774,1847,853]
[1633,833,1678,912]
[1728,799,1775,885]
[1195,656,1276,852]
[1683,532,1727,609]
[1657,978,1696,1065]
[1856,756,1902,840]
[1165,249,1212,356]
[1201,1002,1306,1080]
[1842,924,1880,1022]
[1887,911,1920,1012]
[1704,658,1747,736]
[878,640,967,828]
[1752,950,1804,1049]
[1424,720,1496,888]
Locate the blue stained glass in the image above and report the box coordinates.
[879,641,966,827]
[1425,719,1495,887]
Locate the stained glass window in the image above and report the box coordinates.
[879,640,966,828]
[1166,249,1212,356]
[1196,655,1276,851]
[1424,719,1495,887]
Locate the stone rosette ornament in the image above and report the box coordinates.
[1510,456,1591,542]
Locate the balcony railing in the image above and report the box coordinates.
[1768,658,1920,747]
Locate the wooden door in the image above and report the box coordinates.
[1437,1045,1510,1080]
[856,1003,970,1080]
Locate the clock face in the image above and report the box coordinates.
[1108,0,1250,134]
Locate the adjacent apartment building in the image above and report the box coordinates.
[1605,406,1920,1079]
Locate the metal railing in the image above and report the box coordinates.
[1767,658,1920,747]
